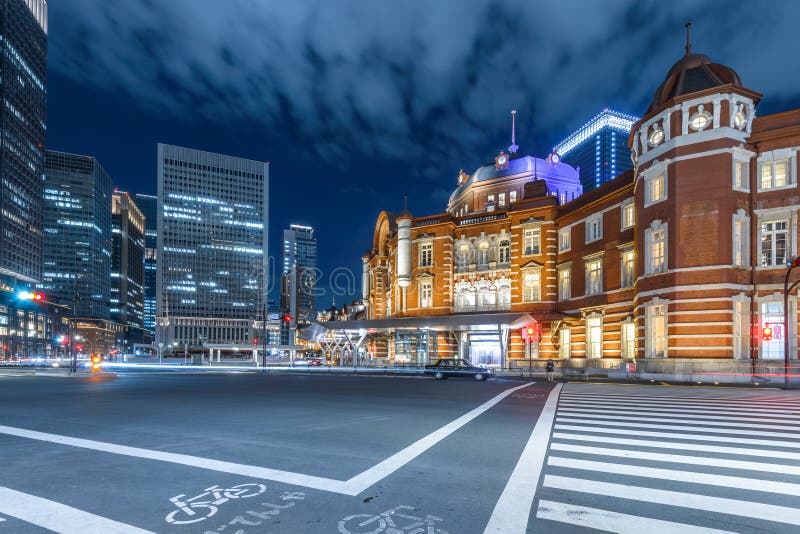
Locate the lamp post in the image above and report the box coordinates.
[158,342,164,365]
[783,257,800,389]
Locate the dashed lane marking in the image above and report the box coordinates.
[0,486,154,533]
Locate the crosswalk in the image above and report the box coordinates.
[534,385,800,533]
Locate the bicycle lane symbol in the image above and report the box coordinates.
[164,483,267,525]
[338,505,449,534]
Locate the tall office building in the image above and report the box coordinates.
[111,191,147,345]
[156,144,269,347]
[0,1,49,357]
[135,193,158,336]
[553,108,638,193]
[280,224,316,344]
[41,151,112,319]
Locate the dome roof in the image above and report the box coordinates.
[647,52,741,114]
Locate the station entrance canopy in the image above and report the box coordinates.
[302,312,541,368]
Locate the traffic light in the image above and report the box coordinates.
[253,337,259,346]
[18,291,44,301]
[762,326,773,341]
[283,314,293,323]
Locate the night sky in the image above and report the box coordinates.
[46,0,800,306]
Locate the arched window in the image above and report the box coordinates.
[496,278,511,310]
[454,280,475,312]
[498,240,510,264]
[456,244,470,269]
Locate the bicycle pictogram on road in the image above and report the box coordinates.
[338,505,449,534]
[165,483,267,525]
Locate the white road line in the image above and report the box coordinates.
[552,432,800,460]
[0,382,533,496]
[0,486,154,534]
[559,407,800,425]
[483,384,562,534]
[553,426,800,449]
[544,475,800,526]
[559,399,800,416]
[535,500,735,534]
[550,442,800,476]
[548,456,800,496]
[342,381,534,495]
[554,419,800,440]
[558,414,800,432]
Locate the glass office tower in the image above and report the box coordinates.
[156,144,269,347]
[280,224,317,344]
[41,151,112,319]
[135,193,158,337]
[111,191,146,345]
[554,108,638,193]
[0,0,49,358]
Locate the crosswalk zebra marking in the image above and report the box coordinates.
[543,475,800,526]
[558,413,800,432]
[550,442,800,476]
[554,419,800,440]
[547,456,800,496]
[535,500,737,534]
[557,425,800,448]
[558,407,800,425]
[559,399,800,417]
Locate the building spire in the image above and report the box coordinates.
[508,110,519,154]
[684,21,692,55]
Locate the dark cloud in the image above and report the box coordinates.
[47,0,800,304]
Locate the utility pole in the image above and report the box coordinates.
[783,257,800,389]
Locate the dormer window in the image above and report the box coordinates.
[689,105,711,131]
[648,124,664,147]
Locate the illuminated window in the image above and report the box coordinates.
[586,315,602,358]
[419,281,433,308]
[646,302,667,358]
[646,174,666,205]
[585,258,603,295]
[456,244,470,269]
[621,201,635,230]
[509,190,518,202]
[621,248,635,287]
[733,298,750,359]
[523,228,541,255]
[559,328,570,359]
[621,321,635,359]
[478,241,490,266]
[558,267,571,300]
[522,270,541,302]
[498,192,506,206]
[760,160,792,190]
[645,221,666,274]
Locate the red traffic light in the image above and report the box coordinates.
[762,326,773,341]
[1,345,7,351]
[283,314,293,323]
[18,291,44,301]
[253,337,259,346]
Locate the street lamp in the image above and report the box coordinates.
[158,342,164,365]
[783,257,800,389]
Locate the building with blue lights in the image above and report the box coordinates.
[41,150,113,320]
[0,0,51,358]
[554,108,639,193]
[134,193,158,337]
[156,144,269,349]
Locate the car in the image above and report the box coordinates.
[424,358,493,381]
[308,358,324,367]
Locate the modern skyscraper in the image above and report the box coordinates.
[554,108,639,193]
[111,191,147,345]
[41,151,112,319]
[135,193,158,337]
[0,0,49,358]
[280,224,317,344]
[156,143,269,347]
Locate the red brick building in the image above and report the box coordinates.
[315,43,800,373]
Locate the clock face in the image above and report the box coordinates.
[498,155,508,165]
[690,112,710,130]
[648,128,664,146]
[734,110,746,129]
[552,154,560,163]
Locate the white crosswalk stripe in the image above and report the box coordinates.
[534,385,800,533]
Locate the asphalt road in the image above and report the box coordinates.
[0,373,797,533]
